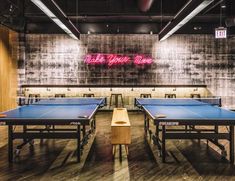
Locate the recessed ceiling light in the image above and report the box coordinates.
[106,24,109,28]
[88,31,90,34]
[150,31,153,34]
[221,5,226,8]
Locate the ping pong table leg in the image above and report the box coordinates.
[155,125,159,138]
[77,125,81,162]
[144,114,147,134]
[162,126,166,163]
[146,119,149,133]
[23,125,27,143]
[229,126,234,164]
[8,125,13,163]
[82,125,86,138]
[215,125,219,143]
[94,118,96,130]
[92,118,96,132]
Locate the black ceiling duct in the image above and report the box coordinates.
[138,0,154,12]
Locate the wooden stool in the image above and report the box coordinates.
[83,93,95,97]
[140,94,152,98]
[190,94,201,98]
[28,94,41,104]
[110,94,124,108]
[18,97,26,106]
[165,94,176,98]
[111,108,131,159]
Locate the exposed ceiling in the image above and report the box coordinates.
[0,0,235,35]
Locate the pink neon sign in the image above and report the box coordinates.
[107,54,131,67]
[84,53,106,65]
[84,53,153,67]
[134,55,153,66]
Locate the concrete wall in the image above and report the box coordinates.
[18,34,235,107]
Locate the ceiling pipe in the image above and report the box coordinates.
[138,0,154,12]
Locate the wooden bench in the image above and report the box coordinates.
[111,108,131,157]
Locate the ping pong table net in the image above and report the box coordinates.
[21,97,106,106]
[135,98,222,107]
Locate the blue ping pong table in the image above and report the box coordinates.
[135,98,235,163]
[0,97,106,163]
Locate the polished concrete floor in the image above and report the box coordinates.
[0,112,235,181]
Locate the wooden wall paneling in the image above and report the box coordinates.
[0,27,6,111]
[2,26,10,111]
[9,30,18,109]
[0,26,17,112]
[0,27,2,112]
[0,26,9,111]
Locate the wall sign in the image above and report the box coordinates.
[215,27,227,39]
[84,53,153,67]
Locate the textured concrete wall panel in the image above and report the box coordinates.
[17,34,235,106]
